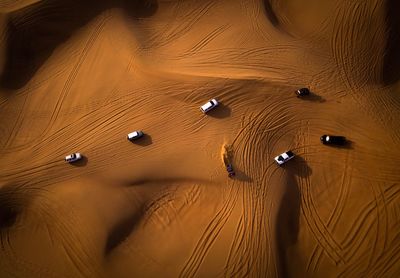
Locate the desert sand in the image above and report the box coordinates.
[1,0,400,277]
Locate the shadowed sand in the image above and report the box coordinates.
[1,0,400,277]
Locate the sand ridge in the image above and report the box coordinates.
[1,0,400,277]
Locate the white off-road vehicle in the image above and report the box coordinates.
[65,153,82,163]
[200,99,219,113]
[274,151,295,165]
[127,130,144,141]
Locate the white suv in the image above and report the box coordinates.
[65,153,82,163]
[127,130,144,141]
[200,99,219,113]
[274,151,295,165]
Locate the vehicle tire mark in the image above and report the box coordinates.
[179,182,239,277]
[38,14,110,141]
[308,153,351,272]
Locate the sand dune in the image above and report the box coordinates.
[1,0,400,277]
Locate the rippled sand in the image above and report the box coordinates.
[1,0,400,277]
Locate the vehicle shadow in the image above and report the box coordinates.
[323,140,354,150]
[131,134,153,147]
[276,155,312,177]
[290,155,312,178]
[70,155,88,167]
[0,0,158,90]
[300,91,326,103]
[207,103,231,119]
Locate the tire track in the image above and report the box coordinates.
[222,98,297,276]
[293,120,347,267]
[331,1,400,143]
[37,197,103,278]
[307,153,351,272]
[2,85,154,178]
[224,215,248,277]
[250,0,291,41]
[360,208,400,276]
[141,0,185,49]
[369,235,400,276]
[0,63,67,108]
[38,13,110,141]
[300,176,344,265]
[2,91,29,149]
[146,1,217,49]
[22,87,151,155]
[142,188,179,228]
[179,181,240,277]
[0,186,61,278]
[224,115,262,276]
[362,182,388,273]
[178,23,231,59]
[338,180,390,277]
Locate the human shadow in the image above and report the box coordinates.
[206,103,231,119]
[130,133,153,147]
[70,155,88,167]
[383,0,400,85]
[0,0,158,90]
[231,168,253,182]
[274,155,311,277]
[275,172,301,278]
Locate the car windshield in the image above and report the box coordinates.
[278,156,284,161]
[71,154,76,158]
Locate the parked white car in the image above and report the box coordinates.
[127,130,144,141]
[274,151,295,165]
[65,153,82,163]
[200,99,219,113]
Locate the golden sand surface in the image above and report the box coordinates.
[1,0,400,277]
